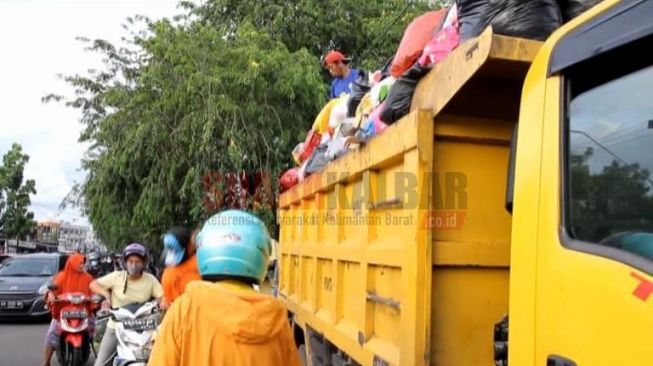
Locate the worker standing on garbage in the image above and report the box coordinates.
[160,226,201,306]
[148,210,301,366]
[324,50,360,99]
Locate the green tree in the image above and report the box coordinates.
[0,143,37,243]
[47,0,447,250]
[48,18,327,250]
[569,148,653,241]
[188,0,438,70]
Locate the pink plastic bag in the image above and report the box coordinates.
[369,102,388,135]
[418,24,460,67]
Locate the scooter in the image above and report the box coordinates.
[47,284,102,366]
[106,301,161,366]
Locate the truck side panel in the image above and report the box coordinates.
[279,110,433,365]
[430,114,514,365]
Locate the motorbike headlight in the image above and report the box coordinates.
[122,336,154,355]
[121,330,146,345]
[63,293,85,304]
[60,318,89,332]
[38,285,48,295]
[123,339,142,349]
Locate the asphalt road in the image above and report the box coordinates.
[0,319,96,366]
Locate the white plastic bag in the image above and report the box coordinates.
[328,94,349,129]
[370,76,396,108]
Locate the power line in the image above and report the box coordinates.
[604,132,652,148]
[576,124,645,150]
[597,123,642,141]
[571,129,653,187]
[599,128,647,146]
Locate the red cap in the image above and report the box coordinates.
[323,50,349,65]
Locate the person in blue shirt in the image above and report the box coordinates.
[323,50,360,99]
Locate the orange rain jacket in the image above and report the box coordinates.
[160,254,201,305]
[148,280,301,366]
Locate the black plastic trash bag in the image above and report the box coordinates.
[380,56,393,81]
[558,0,602,22]
[346,73,372,118]
[458,0,562,41]
[304,144,329,176]
[380,63,432,125]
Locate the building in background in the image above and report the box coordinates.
[34,221,104,253]
[1,221,60,254]
[58,222,88,252]
[36,221,61,244]
[1,221,105,254]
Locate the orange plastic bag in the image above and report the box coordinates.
[299,130,321,163]
[390,9,447,77]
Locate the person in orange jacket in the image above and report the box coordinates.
[160,226,201,306]
[43,253,94,366]
[148,210,301,366]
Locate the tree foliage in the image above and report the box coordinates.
[0,143,37,241]
[47,0,443,250]
[569,148,653,241]
[188,0,438,70]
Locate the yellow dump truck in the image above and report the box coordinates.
[278,1,653,365]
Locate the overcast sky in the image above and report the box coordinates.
[570,65,653,185]
[0,0,188,227]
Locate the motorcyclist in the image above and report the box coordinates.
[100,253,114,276]
[148,210,301,366]
[112,253,123,271]
[160,226,201,306]
[42,253,94,366]
[86,252,102,278]
[90,243,165,366]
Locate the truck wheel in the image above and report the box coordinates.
[298,344,308,366]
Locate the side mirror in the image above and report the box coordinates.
[47,284,59,292]
[91,294,105,304]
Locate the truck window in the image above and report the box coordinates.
[564,40,653,263]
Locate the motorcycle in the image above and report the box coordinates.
[47,284,102,366]
[105,301,161,366]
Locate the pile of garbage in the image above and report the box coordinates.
[280,0,600,190]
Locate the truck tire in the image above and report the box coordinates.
[298,344,308,366]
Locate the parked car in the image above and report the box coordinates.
[0,255,13,268]
[0,253,69,319]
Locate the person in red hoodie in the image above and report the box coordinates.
[42,254,94,366]
[160,226,201,306]
[148,210,301,366]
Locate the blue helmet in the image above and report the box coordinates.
[162,227,193,267]
[196,210,271,284]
